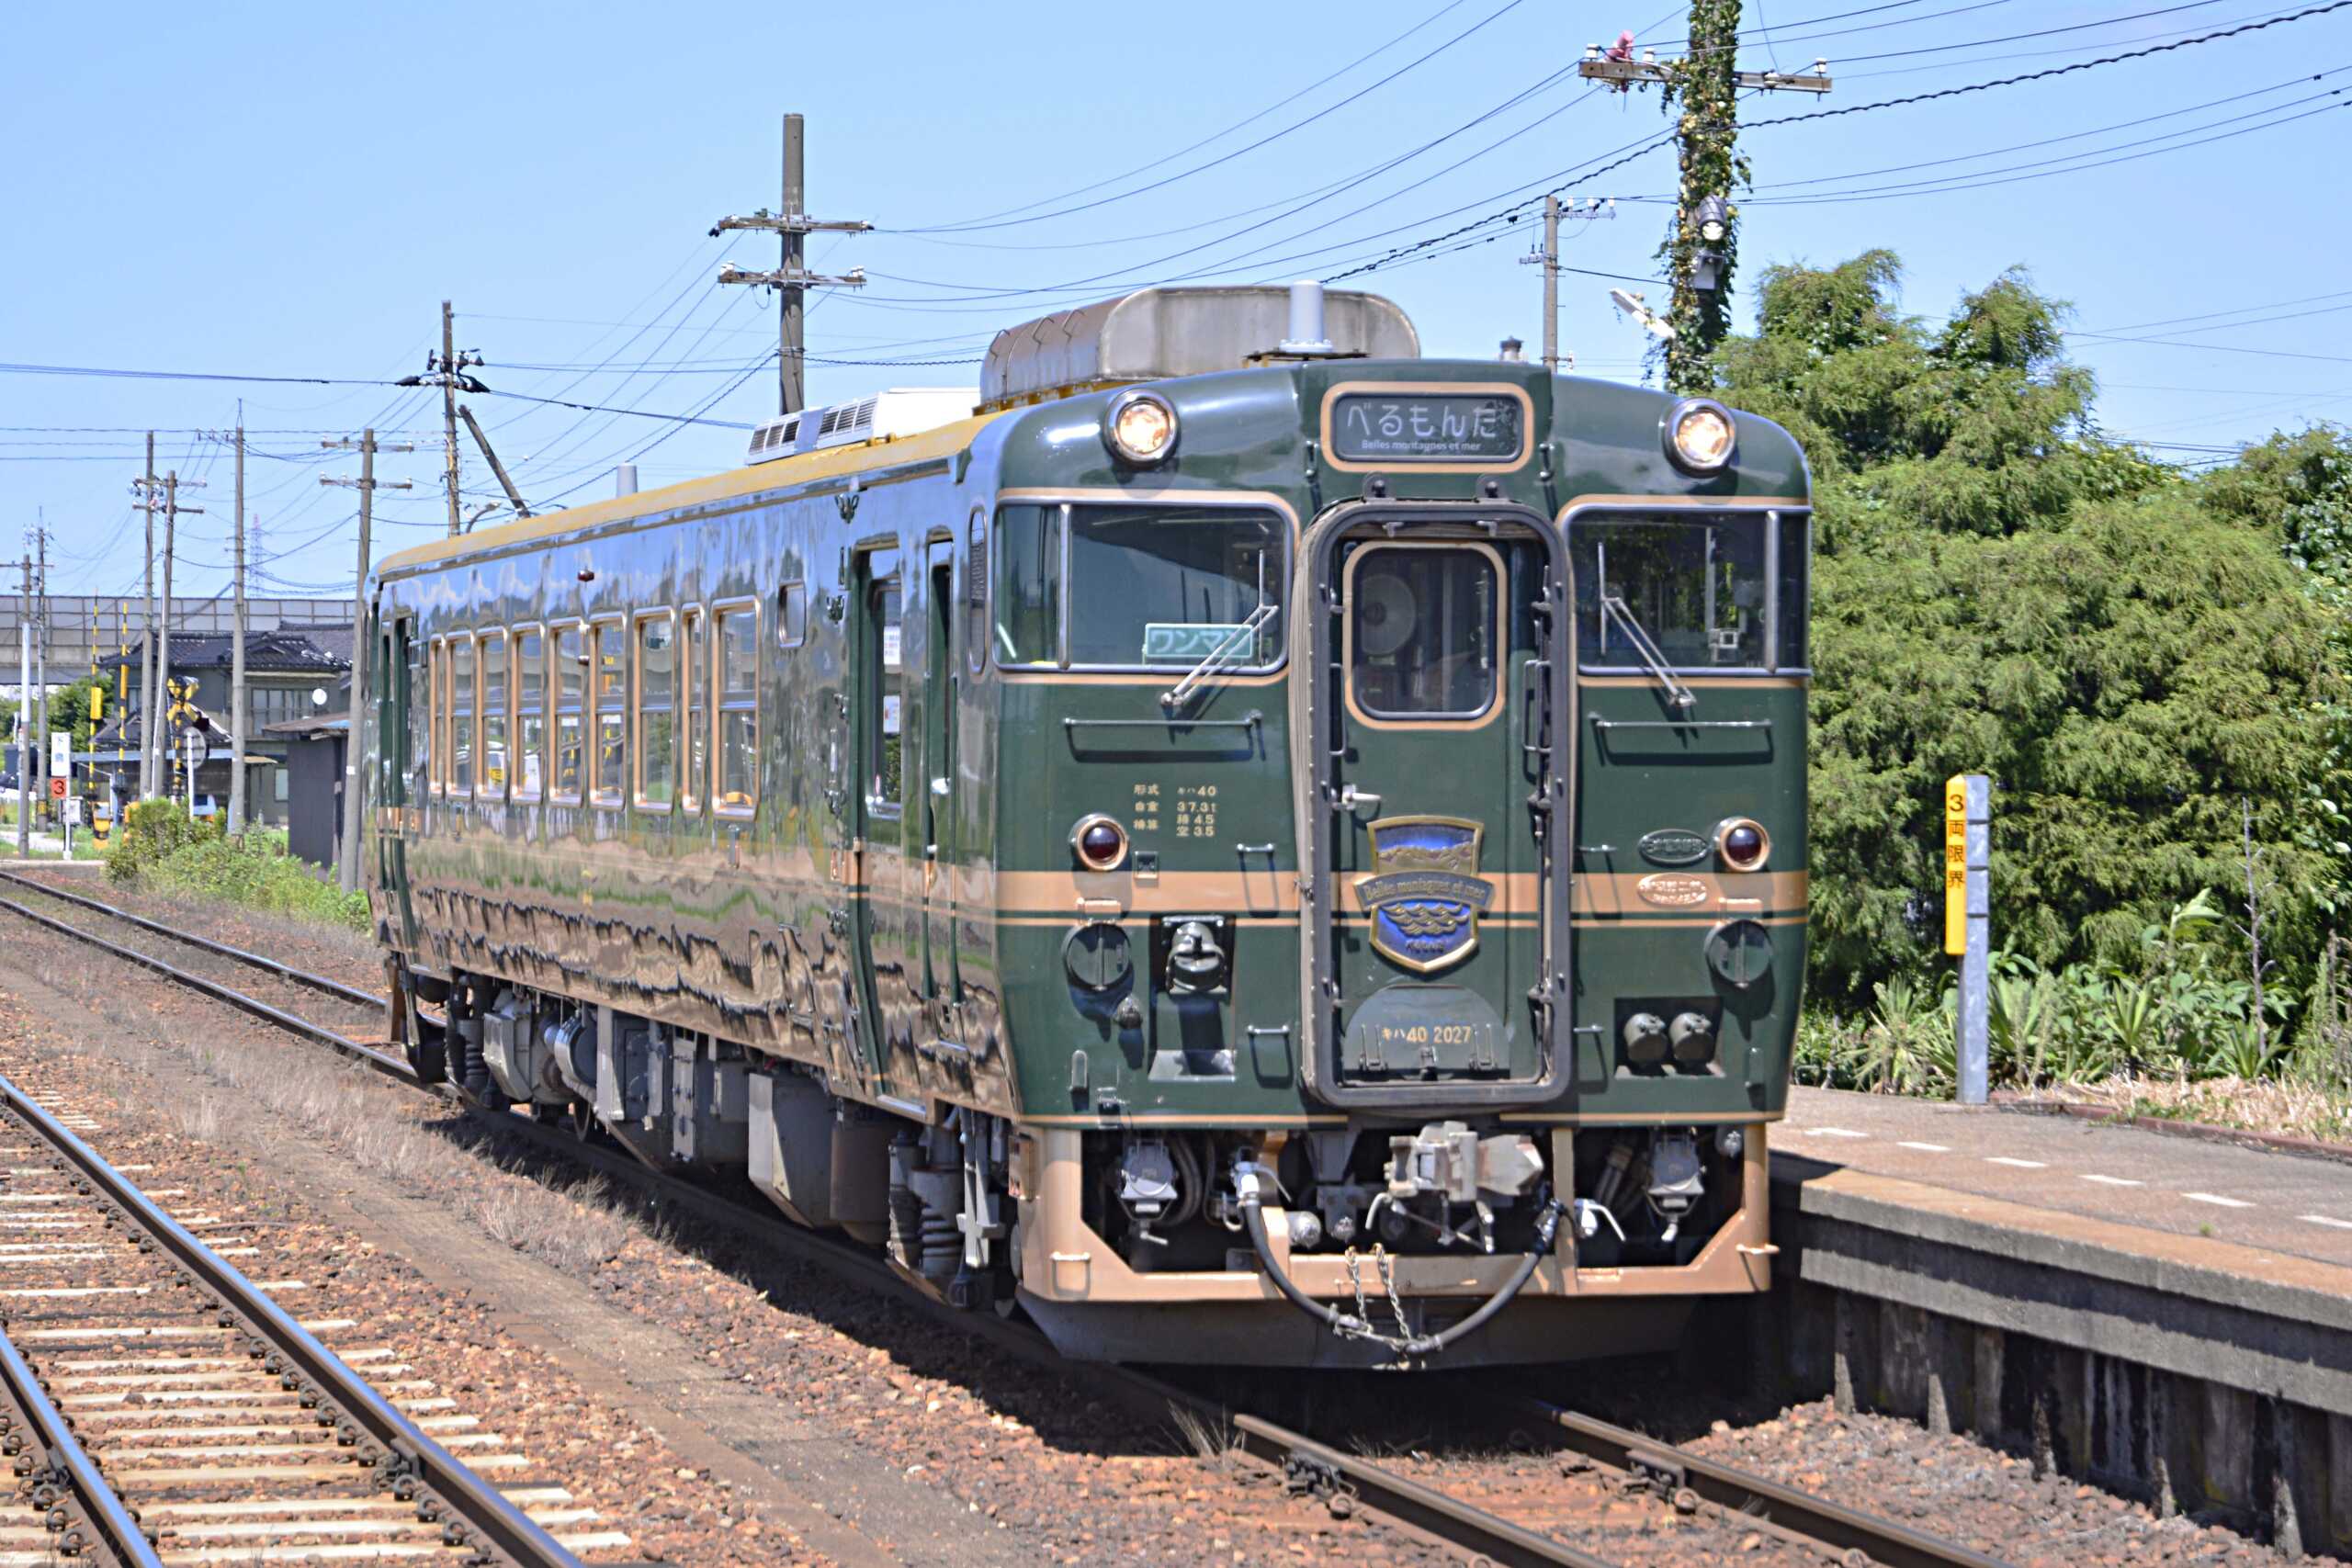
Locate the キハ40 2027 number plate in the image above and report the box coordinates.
[1341,983,1507,1078]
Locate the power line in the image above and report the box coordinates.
[900,0,1532,235]
[914,0,1487,231]
[1738,0,2352,129]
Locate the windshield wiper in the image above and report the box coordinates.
[1600,594,1695,711]
[1161,601,1277,712]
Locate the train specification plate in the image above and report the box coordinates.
[1329,391,1525,464]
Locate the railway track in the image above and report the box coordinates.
[0,871,2013,1568]
[0,1068,584,1566]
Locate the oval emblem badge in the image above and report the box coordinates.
[1637,828,1711,866]
[1636,873,1713,908]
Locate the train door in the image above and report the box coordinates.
[920,537,962,1043]
[379,608,419,951]
[1300,503,1572,1110]
[850,546,911,1088]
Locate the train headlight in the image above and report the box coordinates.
[1715,817,1770,872]
[1103,389,1179,466]
[1664,398,1736,476]
[1071,814,1129,873]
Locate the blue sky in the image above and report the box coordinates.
[4,0,2347,610]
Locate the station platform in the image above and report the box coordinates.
[1774,1085,2352,1272]
[1759,1088,2352,1551]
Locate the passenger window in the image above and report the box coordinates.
[1346,546,1498,720]
[635,613,676,810]
[422,639,440,795]
[449,637,475,795]
[777,582,807,649]
[552,625,585,803]
[682,608,707,813]
[716,605,758,813]
[593,621,626,806]
[479,631,508,799]
[513,627,544,800]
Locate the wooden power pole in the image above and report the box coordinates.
[322,430,412,891]
[714,113,872,416]
[229,411,248,837]
[1581,18,1828,389]
[134,433,159,798]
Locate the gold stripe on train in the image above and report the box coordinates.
[991,868,1806,919]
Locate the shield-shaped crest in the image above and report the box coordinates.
[1355,816,1494,975]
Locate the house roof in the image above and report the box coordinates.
[99,627,349,677]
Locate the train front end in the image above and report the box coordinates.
[982,287,1813,1367]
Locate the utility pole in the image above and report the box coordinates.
[133,433,158,798]
[158,472,203,808]
[31,523,47,832]
[393,303,485,538]
[229,410,248,837]
[14,556,28,858]
[1518,197,1614,373]
[1581,26,1828,389]
[322,431,413,892]
[713,112,872,416]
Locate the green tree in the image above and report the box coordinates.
[1716,254,2343,1008]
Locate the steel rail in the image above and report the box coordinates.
[0,868,384,1011]
[2,894,1993,1568]
[0,1320,162,1565]
[0,1071,580,1568]
[1501,1394,2014,1568]
[0,893,412,1081]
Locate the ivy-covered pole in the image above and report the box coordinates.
[1657,0,1750,394]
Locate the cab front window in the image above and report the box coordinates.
[992,502,1284,671]
[1574,512,1785,671]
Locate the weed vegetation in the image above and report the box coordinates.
[106,800,367,931]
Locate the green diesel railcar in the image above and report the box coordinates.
[363,285,1812,1367]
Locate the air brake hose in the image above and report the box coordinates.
[1233,1161,1566,1357]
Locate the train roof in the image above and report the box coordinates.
[373,407,1010,581]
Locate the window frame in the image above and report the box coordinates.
[988,496,1291,674]
[588,615,628,810]
[476,626,509,803]
[1563,502,1806,678]
[448,632,477,797]
[510,622,545,805]
[680,604,707,817]
[548,619,588,807]
[1340,539,1507,728]
[427,637,446,795]
[632,607,678,814]
[711,596,760,819]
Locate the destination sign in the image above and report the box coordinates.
[1329,391,1524,463]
